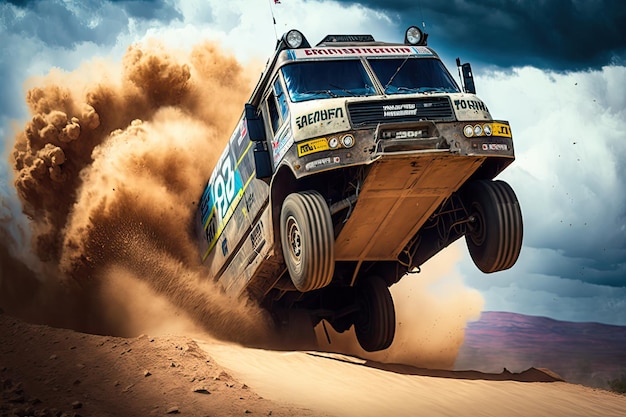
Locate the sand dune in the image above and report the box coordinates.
[203,340,626,417]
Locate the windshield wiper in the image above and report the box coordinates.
[301,89,339,98]
[329,83,358,97]
[383,57,410,91]
[396,86,447,94]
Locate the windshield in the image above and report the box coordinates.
[282,60,376,103]
[368,57,460,95]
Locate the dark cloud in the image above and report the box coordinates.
[4,0,30,6]
[109,0,182,21]
[1,0,181,48]
[332,0,626,70]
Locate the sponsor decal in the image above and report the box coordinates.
[305,156,341,171]
[291,46,433,60]
[237,123,247,147]
[491,122,512,138]
[298,47,413,57]
[200,134,257,260]
[383,103,417,117]
[381,130,426,139]
[296,107,344,129]
[297,137,330,157]
[411,46,434,55]
[272,130,294,163]
[482,143,509,151]
[201,151,245,254]
[453,99,489,113]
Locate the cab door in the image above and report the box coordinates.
[262,76,293,169]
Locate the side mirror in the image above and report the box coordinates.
[456,58,476,94]
[245,103,266,142]
[253,141,273,179]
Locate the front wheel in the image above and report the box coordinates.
[280,191,334,292]
[463,180,523,273]
[354,277,395,352]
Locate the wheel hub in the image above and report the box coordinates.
[286,215,302,262]
[467,203,487,246]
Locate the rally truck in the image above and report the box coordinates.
[195,26,523,352]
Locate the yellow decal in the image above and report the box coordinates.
[297,138,329,157]
[491,123,512,138]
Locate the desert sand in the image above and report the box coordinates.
[2,310,626,417]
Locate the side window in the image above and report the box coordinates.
[274,79,288,120]
[268,92,280,133]
[267,77,289,134]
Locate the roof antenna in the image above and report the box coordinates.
[268,0,279,42]
[418,0,427,33]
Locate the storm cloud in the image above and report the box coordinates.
[2,0,181,48]
[331,0,626,70]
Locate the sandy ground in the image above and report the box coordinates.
[0,311,326,417]
[2,311,626,417]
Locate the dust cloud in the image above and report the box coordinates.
[316,243,485,370]
[1,39,275,345]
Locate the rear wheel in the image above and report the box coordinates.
[354,277,395,352]
[463,180,523,273]
[280,191,334,292]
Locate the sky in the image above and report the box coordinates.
[0,0,625,326]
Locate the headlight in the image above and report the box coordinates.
[341,134,354,148]
[405,26,424,45]
[285,30,305,48]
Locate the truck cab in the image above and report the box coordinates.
[196,26,523,352]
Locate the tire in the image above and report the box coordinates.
[280,191,334,292]
[354,277,395,352]
[463,180,523,273]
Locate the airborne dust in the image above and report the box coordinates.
[1,40,275,345]
[0,40,483,368]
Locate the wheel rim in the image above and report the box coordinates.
[286,215,302,265]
